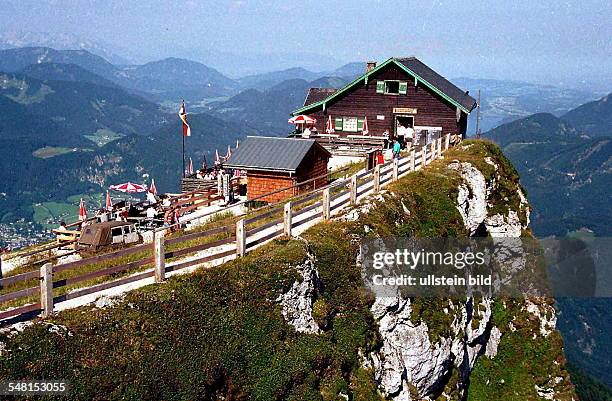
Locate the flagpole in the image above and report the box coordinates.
[181,99,186,178]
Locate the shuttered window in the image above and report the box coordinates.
[399,81,408,94]
[376,81,385,93]
[334,117,343,131]
[357,118,364,130]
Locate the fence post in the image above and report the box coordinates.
[445,133,450,150]
[350,175,357,204]
[236,219,246,257]
[373,164,381,193]
[154,231,165,283]
[40,262,53,318]
[393,158,399,181]
[438,137,443,157]
[322,188,330,220]
[422,144,427,166]
[410,150,416,172]
[284,202,292,237]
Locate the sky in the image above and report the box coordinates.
[1,0,610,89]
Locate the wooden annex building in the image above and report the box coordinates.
[292,56,477,145]
[224,136,330,203]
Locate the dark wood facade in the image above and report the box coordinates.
[295,59,474,142]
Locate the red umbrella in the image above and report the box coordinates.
[288,115,316,125]
[105,191,113,210]
[362,116,369,135]
[325,115,335,134]
[109,182,147,193]
[78,198,88,221]
[148,179,158,196]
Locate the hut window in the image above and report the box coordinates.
[385,81,400,94]
[343,117,358,132]
[378,80,408,95]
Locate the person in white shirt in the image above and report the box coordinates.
[146,207,156,220]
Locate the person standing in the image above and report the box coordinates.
[393,139,401,160]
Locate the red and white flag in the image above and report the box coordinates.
[187,157,194,175]
[225,145,232,160]
[105,191,113,210]
[362,116,369,135]
[215,149,221,164]
[78,198,88,221]
[178,100,191,137]
[148,179,157,196]
[325,115,335,134]
[236,139,240,149]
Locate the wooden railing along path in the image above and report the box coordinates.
[0,135,451,325]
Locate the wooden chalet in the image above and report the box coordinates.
[292,57,477,146]
[224,136,330,203]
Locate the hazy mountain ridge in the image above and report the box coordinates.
[562,93,612,137]
[455,77,601,133]
[484,95,612,391]
[18,62,120,89]
[0,47,239,102]
[0,30,131,65]
[0,71,167,138]
[207,76,347,135]
[485,99,612,237]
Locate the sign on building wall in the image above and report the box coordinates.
[393,107,417,114]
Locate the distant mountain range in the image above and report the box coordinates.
[206,77,349,134]
[484,94,612,391]
[0,47,239,102]
[235,62,363,91]
[0,30,132,65]
[454,77,601,133]
[485,94,612,237]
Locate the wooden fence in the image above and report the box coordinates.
[0,135,451,325]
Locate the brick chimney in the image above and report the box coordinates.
[366,61,377,72]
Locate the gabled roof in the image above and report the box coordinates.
[395,57,475,111]
[292,57,477,115]
[304,88,337,106]
[224,136,330,173]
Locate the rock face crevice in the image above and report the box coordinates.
[277,248,321,334]
[366,295,497,400]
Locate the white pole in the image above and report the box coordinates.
[154,231,165,283]
[284,202,292,237]
[40,263,53,318]
[322,188,330,220]
[236,219,246,257]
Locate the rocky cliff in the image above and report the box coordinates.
[0,140,576,400]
